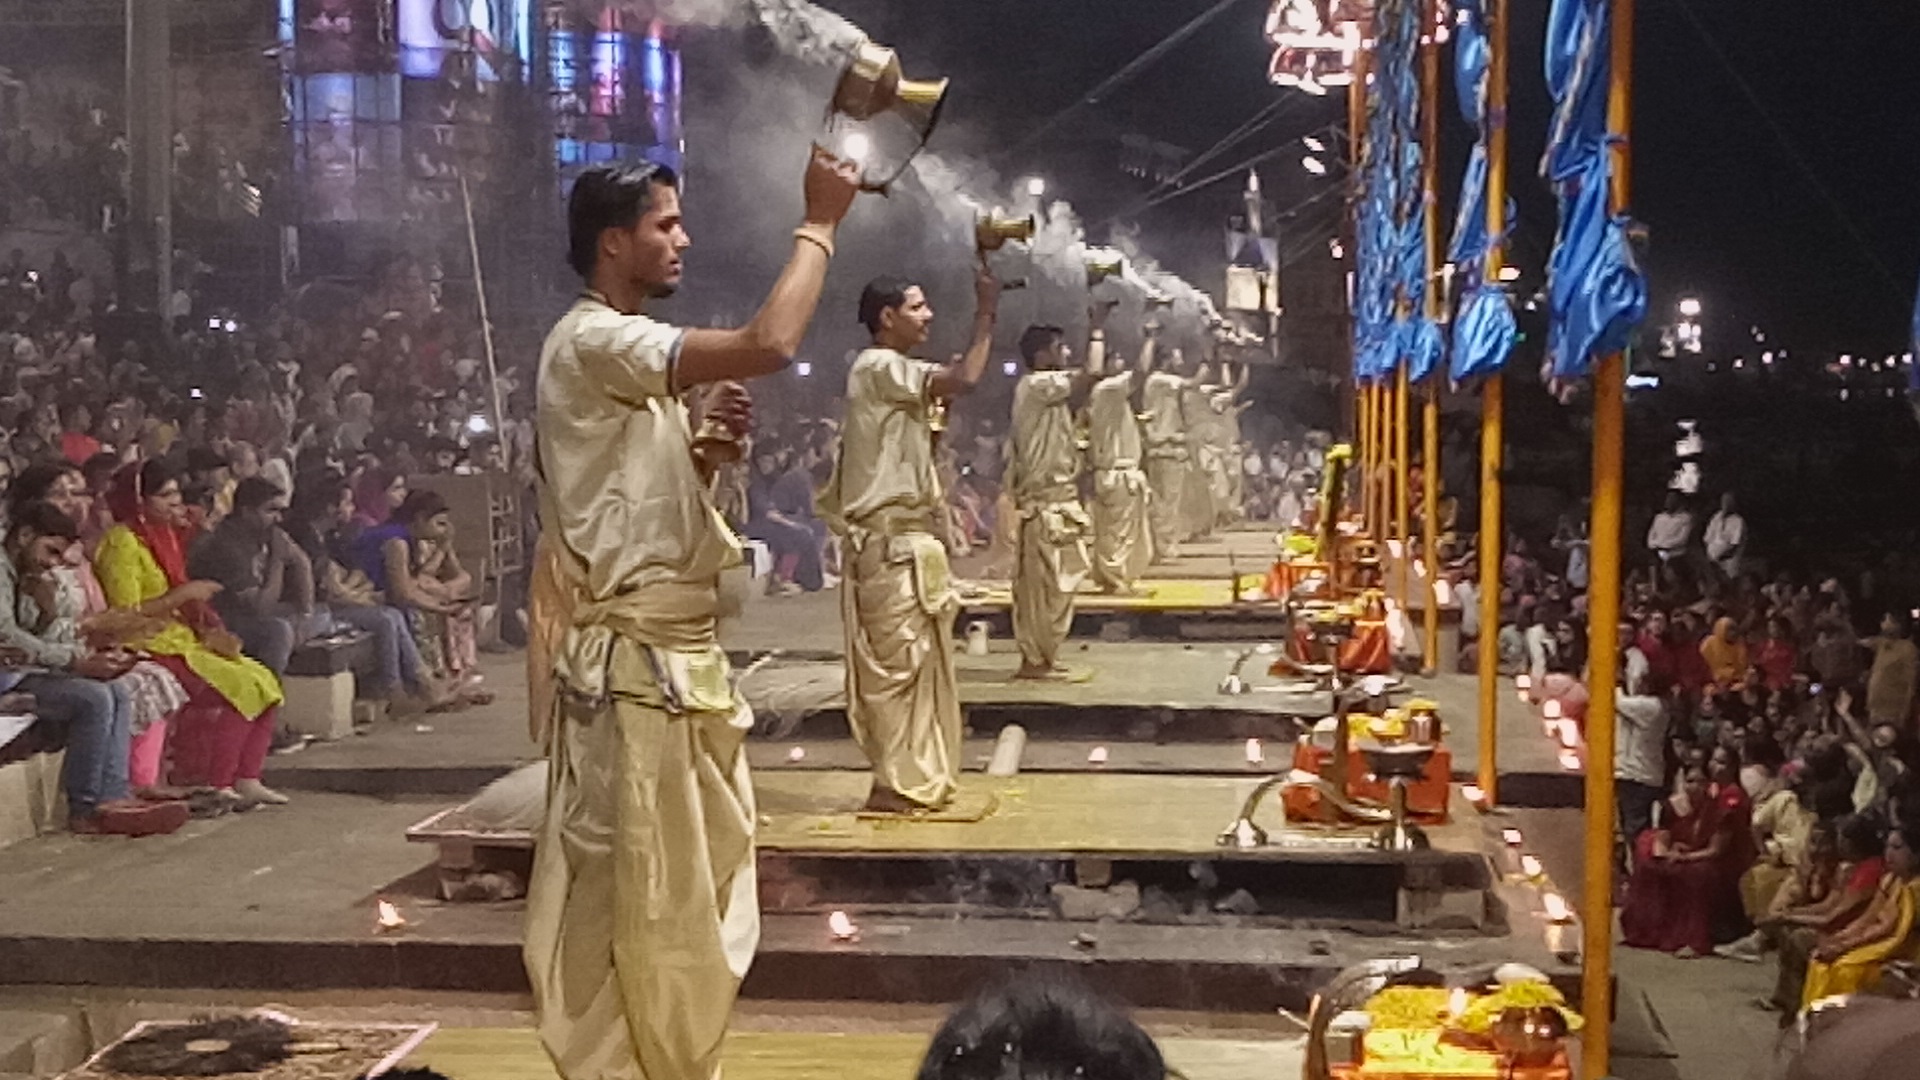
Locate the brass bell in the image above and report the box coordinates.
[1083,247,1127,288]
[832,39,949,134]
[975,210,1036,254]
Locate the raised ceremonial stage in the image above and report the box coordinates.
[0,525,1591,1077]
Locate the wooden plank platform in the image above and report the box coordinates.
[409,770,1485,864]
[407,1026,1302,1080]
[959,575,1274,613]
[753,771,1481,861]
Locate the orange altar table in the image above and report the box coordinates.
[1283,740,1453,822]
[1286,618,1392,675]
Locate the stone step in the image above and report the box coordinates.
[0,1006,88,1077]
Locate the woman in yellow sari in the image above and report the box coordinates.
[1803,817,1920,1007]
[94,460,286,809]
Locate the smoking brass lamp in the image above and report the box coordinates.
[975,210,1036,253]
[1083,247,1128,289]
[827,38,949,194]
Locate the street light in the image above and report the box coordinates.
[1301,155,1327,175]
[1678,297,1702,317]
[1023,176,1046,198]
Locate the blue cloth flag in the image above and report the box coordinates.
[1446,0,1516,382]
[1540,0,1646,381]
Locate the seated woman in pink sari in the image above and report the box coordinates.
[1622,759,1754,957]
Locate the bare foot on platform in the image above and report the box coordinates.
[862,786,923,814]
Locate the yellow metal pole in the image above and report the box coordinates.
[1420,0,1442,674]
[1475,0,1509,804]
[1395,365,1410,608]
[1581,0,1633,1074]
[1349,59,1370,532]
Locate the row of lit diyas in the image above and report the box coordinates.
[1514,673,1587,773]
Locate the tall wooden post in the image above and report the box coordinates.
[1420,0,1442,674]
[1475,0,1510,804]
[1581,0,1635,1072]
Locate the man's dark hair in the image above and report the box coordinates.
[916,973,1164,1080]
[1019,325,1065,366]
[232,476,285,515]
[396,488,451,528]
[1839,813,1887,861]
[566,163,679,279]
[186,446,229,476]
[11,461,77,507]
[859,277,918,334]
[9,499,79,544]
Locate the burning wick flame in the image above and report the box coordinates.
[1502,828,1524,846]
[827,910,859,941]
[841,132,871,164]
[1519,855,1544,879]
[787,747,806,762]
[1448,987,1469,1019]
[1087,746,1109,765]
[1245,738,1265,765]
[375,899,407,932]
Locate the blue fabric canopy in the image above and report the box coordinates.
[1540,0,1646,381]
[1446,0,1517,382]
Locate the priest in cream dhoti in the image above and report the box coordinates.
[1008,320,1096,679]
[1085,308,1155,593]
[1180,358,1221,542]
[524,151,861,1080]
[1141,345,1190,562]
[823,268,1000,813]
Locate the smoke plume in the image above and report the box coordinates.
[633,0,1219,365]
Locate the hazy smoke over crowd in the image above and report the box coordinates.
[611,0,1220,362]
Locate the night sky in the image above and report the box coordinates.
[828,0,1920,358]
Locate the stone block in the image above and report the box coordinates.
[0,751,64,849]
[282,671,357,741]
[1051,879,1141,921]
[1398,887,1489,930]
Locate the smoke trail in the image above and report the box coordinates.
[643,0,1220,364]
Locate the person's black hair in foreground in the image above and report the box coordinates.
[917,973,1165,1080]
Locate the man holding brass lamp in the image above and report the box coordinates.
[523,146,861,1080]
[824,263,1001,813]
[1008,318,1094,680]
[1142,344,1191,562]
[1086,308,1156,594]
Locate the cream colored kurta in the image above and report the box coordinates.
[826,346,962,808]
[1009,370,1089,671]
[523,297,757,1080]
[1086,371,1152,591]
[1141,370,1189,560]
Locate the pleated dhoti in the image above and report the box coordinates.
[1090,466,1153,592]
[840,527,962,809]
[524,639,758,1080]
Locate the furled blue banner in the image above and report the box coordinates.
[1351,0,1431,385]
[1446,0,1517,382]
[1540,0,1646,381]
